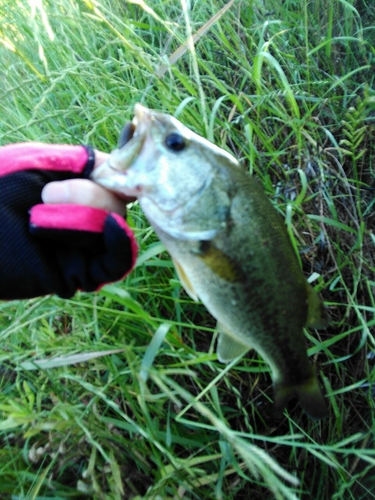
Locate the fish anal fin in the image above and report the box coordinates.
[172,258,199,302]
[217,323,250,363]
[274,373,328,420]
[306,284,329,329]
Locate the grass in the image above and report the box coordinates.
[0,0,374,498]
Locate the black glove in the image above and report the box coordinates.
[0,142,137,300]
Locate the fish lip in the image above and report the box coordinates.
[116,104,152,149]
[131,103,152,136]
[133,103,148,122]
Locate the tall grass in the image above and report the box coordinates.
[0,0,374,498]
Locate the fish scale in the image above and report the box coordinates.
[91,104,329,419]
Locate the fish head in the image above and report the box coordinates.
[92,104,239,238]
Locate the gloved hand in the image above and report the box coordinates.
[0,142,137,300]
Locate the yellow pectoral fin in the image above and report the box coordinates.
[195,241,245,283]
[216,323,250,363]
[172,258,199,302]
[306,284,329,329]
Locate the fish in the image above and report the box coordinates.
[91,104,329,419]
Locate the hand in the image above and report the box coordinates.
[41,151,130,215]
[0,143,137,300]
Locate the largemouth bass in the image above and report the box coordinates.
[92,104,329,419]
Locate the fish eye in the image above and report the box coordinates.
[165,132,186,152]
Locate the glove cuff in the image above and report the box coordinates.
[30,204,110,232]
[0,143,92,177]
[82,145,96,178]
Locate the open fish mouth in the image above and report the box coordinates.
[117,121,136,148]
[89,106,151,194]
[117,104,153,149]
[90,104,164,197]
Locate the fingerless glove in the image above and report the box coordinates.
[0,143,137,300]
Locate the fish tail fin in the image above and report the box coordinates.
[274,373,328,420]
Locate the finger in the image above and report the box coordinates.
[42,179,127,215]
[94,150,110,168]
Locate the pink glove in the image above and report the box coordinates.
[0,143,137,299]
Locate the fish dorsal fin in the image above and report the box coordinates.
[172,258,199,302]
[305,283,329,329]
[216,322,250,363]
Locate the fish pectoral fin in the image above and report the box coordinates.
[195,241,245,283]
[273,373,328,420]
[216,323,250,363]
[306,284,329,329]
[172,258,199,302]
